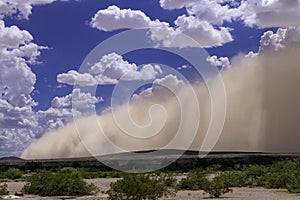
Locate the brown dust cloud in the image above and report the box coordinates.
[22,45,300,159]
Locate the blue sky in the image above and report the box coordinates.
[4,0,190,110]
[4,0,269,111]
[1,0,300,158]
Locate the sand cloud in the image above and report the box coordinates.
[22,38,300,158]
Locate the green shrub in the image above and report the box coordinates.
[261,160,300,192]
[216,171,246,187]
[0,168,23,180]
[203,174,232,198]
[239,164,267,187]
[24,162,43,172]
[22,168,96,196]
[161,174,176,187]
[0,183,9,195]
[107,174,174,200]
[262,170,293,189]
[79,170,123,179]
[206,164,222,172]
[178,170,208,190]
[178,171,232,198]
[177,159,300,196]
[229,159,300,193]
[286,179,300,193]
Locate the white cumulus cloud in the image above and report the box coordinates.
[259,27,300,52]
[58,52,162,86]
[91,53,162,83]
[90,5,166,31]
[206,55,231,69]
[0,20,46,156]
[133,74,185,101]
[0,0,72,19]
[150,15,233,48]
[91,5,234,48]
[159,0,300,31]
[239,0,300,28]
[57,70,98,86]
[159,0,199,10]
[51,88,103,110]
[185,1,241,25]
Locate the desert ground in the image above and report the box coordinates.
[2,178,300,200]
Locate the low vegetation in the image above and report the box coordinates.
[77,168,123,179]
[177,159,300,198]
[203,174,232,198]
[0,183,8,195]
[22,168,96,196]
[261,160,300,192]
[107,174,175,200]
[222,160,300,192]
[0,168,23,180]
[1,158,300,198]
[178,170,232,198]
[178,170,207,190]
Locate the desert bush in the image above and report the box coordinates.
[176,159,300,196]
[0,183,9,195]
[23,161,44,172]
[22,168,96,196]
[203,174,232,198]
[159,174,177,187]
[178,170,232,198]
[220,160,300,194]
[216,171,246,187]
[0,168,23,180]
[163,176,176,187]
[79,169,123,179]
[206,164,222,172]
[178,170,208,190]
[107,174,174,200]
[261,160,300,192]
[237,164,267,187]
[229,160,300,193]
[286,179,300,193]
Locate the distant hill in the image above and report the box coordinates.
[0,156,24,161]
[1,150,300,170]
[0,156,25,167]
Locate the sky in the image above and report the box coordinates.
[1,0,300,158]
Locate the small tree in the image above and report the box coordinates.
[108,174,174,200]
[22,168,96,196]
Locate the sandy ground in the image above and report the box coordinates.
[2,179,300,199]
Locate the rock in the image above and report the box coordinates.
[14,191,24,196]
